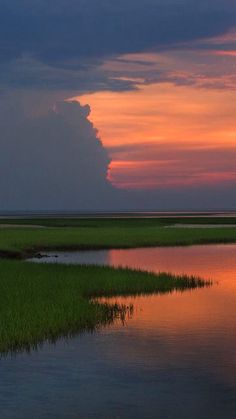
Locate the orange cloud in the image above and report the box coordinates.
[70,51,236,189]
[209,50,236,57]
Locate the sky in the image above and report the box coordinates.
[1,0,236,211]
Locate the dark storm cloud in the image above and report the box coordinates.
[1,0,235,61]
[1,0,236,90]
[0,55,136,92]
[0,100,116,210]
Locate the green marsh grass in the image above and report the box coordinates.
[0,223,236,258]
[0,260,209,354]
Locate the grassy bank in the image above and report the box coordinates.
[0,260,209,354]
[0,217,229,353]
[0,222,236,258]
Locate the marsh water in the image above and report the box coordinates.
[2,245,236,418]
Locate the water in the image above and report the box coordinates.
[2,245,236,418]
[1,210,236,219]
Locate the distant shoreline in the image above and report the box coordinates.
[1,211,236,219]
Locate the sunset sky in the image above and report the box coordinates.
[77,37,236,190]
[1,0,236,210]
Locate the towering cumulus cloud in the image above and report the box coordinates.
[0,101,113,211]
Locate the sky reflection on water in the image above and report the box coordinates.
[2,245,236,418]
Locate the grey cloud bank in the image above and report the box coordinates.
[1,0,236,92]
[0,101,116,210]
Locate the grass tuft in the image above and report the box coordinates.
[0,261,210,354]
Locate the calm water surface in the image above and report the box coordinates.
[2,245,236,418]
